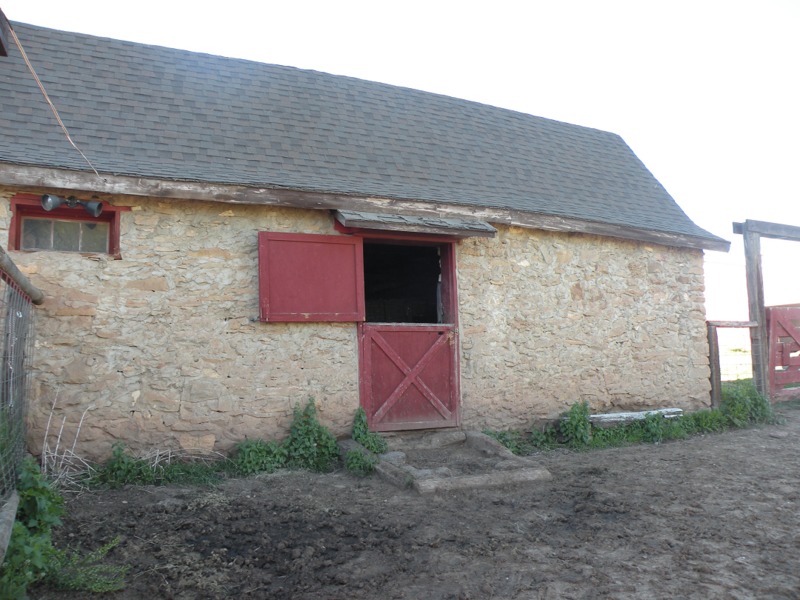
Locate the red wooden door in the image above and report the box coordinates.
[767,305,800,400]
[360,323,459,431]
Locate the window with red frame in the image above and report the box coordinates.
[9,194,127,257]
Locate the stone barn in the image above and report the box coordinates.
[0,23,728,459]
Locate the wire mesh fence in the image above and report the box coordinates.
[0,273,35,506]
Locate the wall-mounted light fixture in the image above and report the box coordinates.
[41,194,103,217]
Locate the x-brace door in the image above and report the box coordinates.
[360,324,460,431]
[767,305,800,401]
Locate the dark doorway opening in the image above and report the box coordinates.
[363,243,441,323]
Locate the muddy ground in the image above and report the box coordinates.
[34,404,800,599]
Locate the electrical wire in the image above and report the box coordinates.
[9,25,102,179]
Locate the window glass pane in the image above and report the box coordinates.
[21,219,53,250]
[19,213,112,254]
[53,220,81,252]
[80,222,109,253]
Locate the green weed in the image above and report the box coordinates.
[15,457,64,534]
[231,439,287,475]
[91,443,155,488]
[528,425,558,450]
[483,424,557,455]
[352,407,388,454]
[660,417,689,441]
[45,537,128,593]
[720,379,775,426]
[688,409,728,433]
[345,450,378,477]
[284,399,340,472]
[1,461,62,593]
[676,414,698,436]
[0,522,55,598]
[589,423,638,449]
[483,430,534,455]
[91,444,227,488]
[488,392,779,457]
[561,401,592,448]
[639,412,665,444]
[91,399,341,482]
[1,460,126,597]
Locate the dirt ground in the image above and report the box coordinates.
[34,403,800,600]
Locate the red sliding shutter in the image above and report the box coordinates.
[258,232,365,322]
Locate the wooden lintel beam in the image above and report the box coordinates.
[706,320,758,328]
[734,220,800,242]
[335,222,496,238]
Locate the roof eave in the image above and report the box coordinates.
[0,163,730,252]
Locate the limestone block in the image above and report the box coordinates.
[51,305,97,317]
[94,329,119,339]
[141,389,181,413]
[169,417,216,432]
[188,248,234,260]
[133,214,161,227]
[177,433,216,452]
[61,357,99,384]
[179,378,238,419]
[126,277,170,292]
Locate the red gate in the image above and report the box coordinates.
[359,324,459,431]
[767,304,800,400]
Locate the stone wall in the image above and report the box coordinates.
[0,187,710,459]
[457,226,709,431]
[0,189,361,459]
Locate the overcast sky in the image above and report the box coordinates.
[3,0,799,322]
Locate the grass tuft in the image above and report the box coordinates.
[91,444,228,488]
[486,381,778,455]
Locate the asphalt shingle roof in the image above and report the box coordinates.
[0,23,725,247]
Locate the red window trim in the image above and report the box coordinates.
[9,193,130,259]
[258,232,365,322]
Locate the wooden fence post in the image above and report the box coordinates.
[706,321,759,407]
[707,323,721,407]
[742,228,769,397]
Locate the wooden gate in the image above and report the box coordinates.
[359,323,459,431]
[767,305,800,400]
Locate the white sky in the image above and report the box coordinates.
[2,0,799,320]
